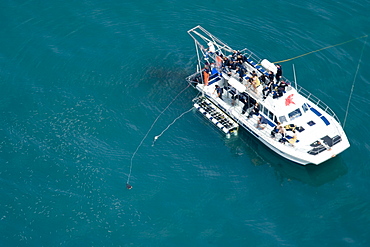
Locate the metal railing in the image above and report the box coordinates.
[295,85,341,125]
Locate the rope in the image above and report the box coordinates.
[126,84,191,185]
[152,107,194,146]
[343,35,368,128]
[273,34,368,64]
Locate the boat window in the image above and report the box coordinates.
[288,108,302,120]
[279,115,287,123]
[262,105,276,123]
[259,104,264,113]
[302,103,309,112]
[269,111,275,121]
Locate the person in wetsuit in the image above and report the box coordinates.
[214,85,224,99]
[275,64,283,82]
[247,102,260,118]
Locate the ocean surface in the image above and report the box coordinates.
[1,0,370,246]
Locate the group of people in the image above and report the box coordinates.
[220,51,285,97]
[205,48,288,100]
[270,122,298,146]
[221,51,265,93]
[219,50,249,80]
[261,64,289,100]
[204,49,298,146]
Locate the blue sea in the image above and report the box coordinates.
[1,0,370,246]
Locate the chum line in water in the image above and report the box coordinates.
[126,84,191,189]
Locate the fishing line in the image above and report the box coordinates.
[342,35,367,129]
[152,107,194,146]
[273,34,368,64]
[126,84,191,189]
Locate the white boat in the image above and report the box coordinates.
[186,26,350,165]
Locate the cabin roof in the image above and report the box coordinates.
[262,89,306,117]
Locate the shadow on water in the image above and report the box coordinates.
[224,128,348,187]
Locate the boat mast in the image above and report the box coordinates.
[292,64,298,90]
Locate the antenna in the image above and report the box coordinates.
[343,35,367,128]
[292,64,298,90]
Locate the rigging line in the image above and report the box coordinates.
[152,107,194,146]
[126,84,191,185]
[342,35,368,129]
[273,34,368,64]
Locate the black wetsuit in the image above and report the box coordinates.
[216,86,223,99]
[268,72,274,82]
[276,65,282,82]
[247,104,260,118]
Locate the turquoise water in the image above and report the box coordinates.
[1,0,370,246]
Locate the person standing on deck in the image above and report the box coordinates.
[268,70,275,83]
[214,85,223,100]
[202,67,210,86]
[222,56,231,68]
[259,74,267,84]
[215,53,223,71]
[247,102,260,118]
[263,80,273,100]
[288,130,298,147]
[252,75,261,93]
[278,125,286,143]
[275,64,283,82]
[271,122,282,138]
